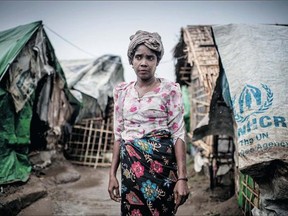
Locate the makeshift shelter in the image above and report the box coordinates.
[212,23,288,216]
[60,55,124,168]
[0,21,80,185]
[173,24,246,213]
[173,25,221,158]
[174,24,288,215]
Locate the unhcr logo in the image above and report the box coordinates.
[232,83,287,138]
[232,83,273,123]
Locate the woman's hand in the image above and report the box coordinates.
[173,179,189,214]
[108,175,121,202]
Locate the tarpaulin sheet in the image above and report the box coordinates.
[212,24,288,173]
[61,55,124,113]
[0,20,81,184]
[0,21,41,80]
[0,88,32,184]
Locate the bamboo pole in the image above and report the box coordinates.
[94,119,105,169]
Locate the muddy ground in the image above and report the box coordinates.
[15,156,242,216]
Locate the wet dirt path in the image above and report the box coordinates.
[18,163,242,216]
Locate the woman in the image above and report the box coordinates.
[108,30,189,216]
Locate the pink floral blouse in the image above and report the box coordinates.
[113,78,186,144]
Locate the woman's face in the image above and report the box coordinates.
[132,44,158,81]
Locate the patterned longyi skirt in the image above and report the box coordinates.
[120,130,178,216]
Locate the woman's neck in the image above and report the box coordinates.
[136,77,157,88]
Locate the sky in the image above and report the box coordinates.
[0,1,287,82]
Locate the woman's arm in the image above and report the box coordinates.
[108,140,121,202]
[165,82,190,213]
[109,140,121,177]
[108,84,125,202]
[175,138,187,179]
[174,138,189,213]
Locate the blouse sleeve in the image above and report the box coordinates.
[113,82,126,142]
[166,82,186,144]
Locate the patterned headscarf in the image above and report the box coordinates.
[127,30,164,64]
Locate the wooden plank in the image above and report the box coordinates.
[80,120,89,162]
[192,99,210,106]
[73,125,113,134]
[180,77,190,81]
[102,118,110,154]
[180,67,192,71]
[94,120,105,169]
[196,113,208,116]
[70,160,111,167]
[84,120,94,166]
[89,120,98,165]
[198,63,219,67]
[193,92,210,100]
[179,70,191,75]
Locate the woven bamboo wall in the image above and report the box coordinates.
[181,25,220,156]
[65,117,114,168]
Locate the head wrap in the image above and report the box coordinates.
[127,30,164,64]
